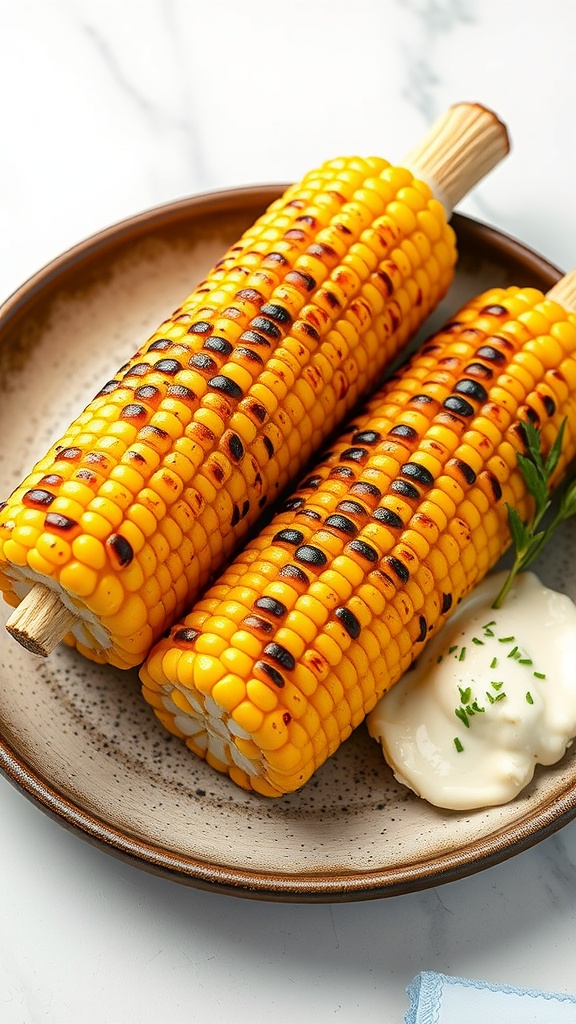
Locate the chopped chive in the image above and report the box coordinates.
[484,628,495,637]
[483,621,496,629]
[454,737,464,753]
[490,657,499,669]
[486,691,496,705]
[507,645,519,658]
[499,635,515,643]
[494,692,506,702]
[459,647,467,661]
[459,686,471,703]
[436,655,443,663]
[526,692,534,705]
[491,681,504,690]
[519,658,533,666]
[470,700,485,714]
[449,645,458,654]
[472,637,484,646]
[534,671,546,680]
[455,707,470,728]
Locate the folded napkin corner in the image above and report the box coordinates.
[405,971,576,1023]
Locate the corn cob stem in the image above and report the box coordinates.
[2,103,508,664]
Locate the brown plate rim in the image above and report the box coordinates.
[0,186,571,903]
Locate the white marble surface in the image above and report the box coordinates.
[2,1,576,1021]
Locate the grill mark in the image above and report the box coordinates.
[335,606,361,639]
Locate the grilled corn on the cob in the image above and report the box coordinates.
[140,272,576,796]
[0,103,508,667]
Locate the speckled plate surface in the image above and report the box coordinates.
[1,187,575,903]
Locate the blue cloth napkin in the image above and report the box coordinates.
[405,972,576,1023]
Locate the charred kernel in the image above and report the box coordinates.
[98,380,120,395]
[121,403,148,420]
[278,564,310,586]
[225,433,244,462]
[481,303,508,316]
[285,269,316,291]
[296,508,322,521]
[263,642,296,672]
[347,539,379,562]
[417,616,427,642]
[454,378,488,403]
[239,330,271,348]
[329,466,356,480]
[336,499,368,517]
[308,241,337,261]
[135,385,162,403]
[189,353,217,372]
[251,316,282,339]
[325,514,358,535]
[23,489,55,508]
[246,401,267,423]
[106,533,134,566]
[187,321,212,334]
[484,471,503,500]
[38,474,63,488]
[384,555,410,584]
[339,447,369,464]
[411,393,436,405]
[525,405,540,425]
[259,302,292,324]
[390,479,420,500]
[389,424,418,441]
[372,507,404,528]
[401,462,435,487]
[45,513,79,532]
[148,338,172,351]
[441,592,453,613]
[255,596,287,618]
[230,504,241,526]
[443,395,475,417]
[243,615,274,634]
[281,497,305,512]
[464,362,494,380]
[208,375,243,400]
[335,606,361,640]
[476,344,506,364]
[173,627,200,645]
[125,362,150,377]
[255,660,285,688]
[234,346,264,365]
[263,435,275,458]
[273,528,305,546]
[295,544,327,568]
[236,287,263,304]
[154,358,182,375]
[300,475,322,490]
[203,336,233,355]
[263,252,288,267]
[350,483,382,504]
[167,384,196,402]
[541,393,556,416]
[241,499,250,519]
[351,430,381,445]
[449,457,477,485]
[297,321,320,341]
[57,447,83,461]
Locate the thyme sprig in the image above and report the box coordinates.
[493,418,576,608]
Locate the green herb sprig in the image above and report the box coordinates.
[493,418,576,608]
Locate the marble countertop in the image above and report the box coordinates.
[2,1,576,1021]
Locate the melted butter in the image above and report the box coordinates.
[367,572,576,810]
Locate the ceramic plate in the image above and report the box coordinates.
[1,187,574,903]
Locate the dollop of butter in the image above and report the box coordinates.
[367,572,576,810]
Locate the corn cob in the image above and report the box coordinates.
[0,103,508,668]
[140,272,576,796]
